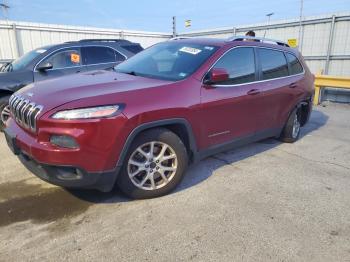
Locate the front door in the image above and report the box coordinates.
[199,47,264,148]
[34,47,85,81]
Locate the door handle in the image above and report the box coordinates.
[289,82,298,88]
[247,89,261,95]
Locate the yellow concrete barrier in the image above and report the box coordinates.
[314,74,350,105]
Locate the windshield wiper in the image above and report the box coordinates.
[123,71,138,76]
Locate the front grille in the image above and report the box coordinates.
[9,94,43,132]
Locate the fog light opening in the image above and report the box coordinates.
[50,135,79,149]
[56,167,83,181]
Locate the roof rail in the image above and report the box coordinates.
[65,39,131,44]
[168,37,191,41]
[227,36,290,47]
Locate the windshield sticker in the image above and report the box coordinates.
[179,72,187,78]
[179,46,202,55]
[35,49,47,54]
[71,53,80,63]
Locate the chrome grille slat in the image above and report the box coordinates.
[8,94,43,132]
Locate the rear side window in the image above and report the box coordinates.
[258,49,289,80]
[83,46,118,65]
[122,45,143,54]
[212,47,256,85]
[114,51,126,62]
[286,53,303,75]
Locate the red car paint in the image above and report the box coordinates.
[4,38,314,191]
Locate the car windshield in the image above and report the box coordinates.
[9,47,49,71]
[115,41,219,81]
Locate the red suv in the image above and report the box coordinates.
[4,36,314,199]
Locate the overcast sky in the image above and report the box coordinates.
[1,0,350,32]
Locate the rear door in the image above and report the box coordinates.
[200,46,265,147]
[82,46,126,71]
[34,47,85,81]
[255,48,303,132]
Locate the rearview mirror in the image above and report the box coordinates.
[37,62,53,71]
[203,68,229,85]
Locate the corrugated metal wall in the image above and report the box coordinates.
[179,12,350,77]
[1,12,349,77]
[0,20,171,61]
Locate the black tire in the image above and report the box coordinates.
[279,108,301,143]
[0,95,11,132]
[116,128,188,199]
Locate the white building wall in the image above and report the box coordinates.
[0,20,171,62]
[180,12,350,76]
[1,12,349,76]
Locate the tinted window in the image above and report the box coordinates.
[41,48,81,69]
[11,47,51,71]
[115,51,126,62]
[286,53,303,75]
[84,46,116,65]
[212,47,256,85]
[122,45,143,54]
[115,42,219,81]
[259,49,289,80]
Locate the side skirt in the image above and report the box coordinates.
[196,127,282,161]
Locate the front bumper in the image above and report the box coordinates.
[4,127,119,191]
[18,152,118,192]
[3,115,129,191]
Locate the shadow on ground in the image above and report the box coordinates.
[0,109,328,226]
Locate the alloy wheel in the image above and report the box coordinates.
[292,113,301,139]
[0,105,10,126]
[127,141,178,191]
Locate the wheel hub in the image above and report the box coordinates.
[127,141,178,191]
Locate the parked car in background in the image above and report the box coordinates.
[4,36,314,199]
[0,39,143,130]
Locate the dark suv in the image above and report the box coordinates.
[0,39,143,130]
[4,36,314,199]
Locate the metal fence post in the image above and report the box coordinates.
[12,23,21,58]
[325,15,336,75]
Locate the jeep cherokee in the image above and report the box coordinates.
[4,36,314,199]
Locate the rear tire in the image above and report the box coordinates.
[117,128,188,199]
[0,95,11,132]
[279,108,301,143]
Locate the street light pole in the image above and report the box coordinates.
[264,12,274,38]
[172,16,177,37]
[298,0,304,49]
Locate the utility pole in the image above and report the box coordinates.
[172,16,176,37]
[0,1,10,23]
[298,0,304,49]
[263,12,274,38]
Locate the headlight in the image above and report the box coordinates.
[51,105,121,120]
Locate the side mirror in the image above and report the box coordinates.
[203,68,229,85]
[37,62,53,71]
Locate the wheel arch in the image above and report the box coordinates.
[0,89,13,99]
[116,118,198,168]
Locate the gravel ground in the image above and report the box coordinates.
[0,103,349,262]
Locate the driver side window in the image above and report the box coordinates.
[41,48,81,70]
[213,47,256,85]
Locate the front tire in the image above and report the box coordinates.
[279,108,301,143]
[117,128,188,199]
[0,95,11,132]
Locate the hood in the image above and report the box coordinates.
[0,70,33,92]
[16,70,172,110]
